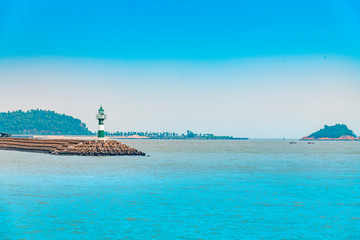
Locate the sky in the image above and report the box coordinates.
[0,0,360,138]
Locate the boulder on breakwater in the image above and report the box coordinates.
[0,137,146,156]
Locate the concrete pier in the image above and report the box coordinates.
[0,137,146,156]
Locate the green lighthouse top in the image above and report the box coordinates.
[96,105,106,121]
[98,105,104,114]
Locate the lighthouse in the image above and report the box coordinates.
[96,105,106,139]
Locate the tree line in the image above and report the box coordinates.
[106,130,233,139]
[0,109,92,135]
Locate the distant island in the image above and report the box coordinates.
[301,124,359,141]
[0,109,92,135]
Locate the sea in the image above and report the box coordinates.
[0,139,359,239]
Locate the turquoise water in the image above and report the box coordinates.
[0,140,359,239]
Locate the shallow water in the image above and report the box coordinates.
[0,140,359,239]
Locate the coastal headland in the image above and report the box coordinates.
[301,135,359,141]
[0,137,146,156]
[300,124,359,141]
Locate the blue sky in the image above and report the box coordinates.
[0,0,360,137]
[1,0,360,59]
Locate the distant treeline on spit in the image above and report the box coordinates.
[0,109,242,139]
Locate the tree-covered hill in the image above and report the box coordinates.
[0,109,92,135]
[308,124,357,139]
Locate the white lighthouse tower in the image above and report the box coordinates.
[96,105,106,139]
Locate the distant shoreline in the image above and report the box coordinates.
[7,135,360,141]
[30,135,149,140]
[300,135,359,141]
[12,135,249,140]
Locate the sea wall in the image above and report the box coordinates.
[0,137,145,156]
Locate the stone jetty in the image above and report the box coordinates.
[0,137,146,156]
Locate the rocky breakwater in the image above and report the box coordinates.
[0,137,146,156]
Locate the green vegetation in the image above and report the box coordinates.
[309,124,357,138]
[0,109,92,135]
[0,109,246,139]
[107,130,247,140]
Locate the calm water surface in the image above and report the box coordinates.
[0,140,359,239]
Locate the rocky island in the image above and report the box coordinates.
[301,124,359,141]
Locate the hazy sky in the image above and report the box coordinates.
[0,0,360,138]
